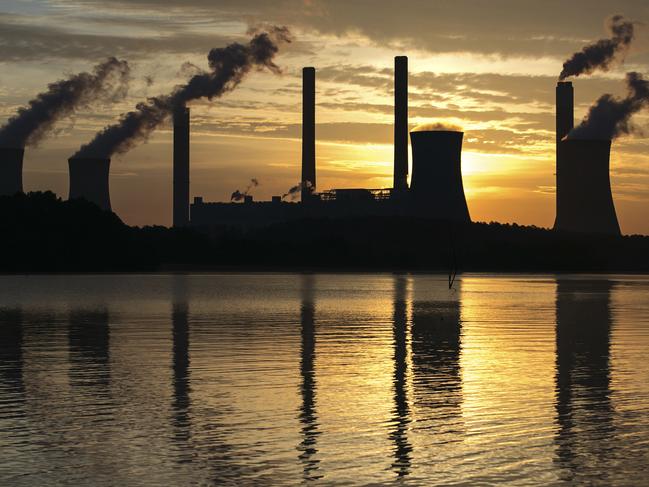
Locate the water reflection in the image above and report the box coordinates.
[554,279,615,484]
[297,275,321,481]
[171,276,191,455]
[0,308,25,407]
[389,275,412,477]
[68,308,110,390]
[411,280,463,437]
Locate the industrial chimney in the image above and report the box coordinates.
[393,56,409,191]
[173,106,190,227]
[555,81,574,229]
[68,157,112,211]
[0,147,24,196]
[301,67,316,202]
[554,139,620,235]
[409,130,471,222]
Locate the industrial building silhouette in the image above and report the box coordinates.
[189,57,472,228]
[0,57,627,236]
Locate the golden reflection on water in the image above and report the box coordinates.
[1,274,649,485]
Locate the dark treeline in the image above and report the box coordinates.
[1,192,648,273]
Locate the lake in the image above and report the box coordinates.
[1,273,648,485]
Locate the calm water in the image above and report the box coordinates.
[1,273,649,486]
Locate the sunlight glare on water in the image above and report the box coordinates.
[1,273,649,485]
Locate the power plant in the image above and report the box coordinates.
[410,130,470,222]
[554,81,621,236]
[68,157,112,211]
[173,106,190,227]
[190,57,473,227]
[0,55,631,237]
[393,56,409,191]
[301,67,316,201]
[0,147,24,196]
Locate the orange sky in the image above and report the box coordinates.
[1,1,648,233]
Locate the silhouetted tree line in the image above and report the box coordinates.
[1,192,648,272]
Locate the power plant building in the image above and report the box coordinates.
[0,147,24,196]
[68,157,112,211]
[554,81,621,236]
[173,106,190,227]
[190,57,473,228]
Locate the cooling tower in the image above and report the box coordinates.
[173,106,190,227]
[301,67,316,201]
[555,81,574,228]
[68,157,111,211]
[554,139,620,235]
[0,147,24,196]
[393,56,408,191]
[409,131,471,222]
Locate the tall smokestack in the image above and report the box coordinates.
[68,157,112,211]
[555,81,574,229]
[301,67,316,202]
[173,106,190,227]
[394,56,408,190]
[555,139,620,235]
[0,148,24,196]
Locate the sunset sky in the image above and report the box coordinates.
[1,1,648,232]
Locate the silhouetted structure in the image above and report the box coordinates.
[389,276,412,477]
[410,131,471,222]
[301,67,316,201]
[0,147,24,196]
[68,157,112,211]
[555,81,574,230]
[393,56,409,191]
[173,106,191,228]
[0,308,25,399]
[298,275,321,480]
[554,279,615,483]
[555,139,620,235]
[68,309,111,389]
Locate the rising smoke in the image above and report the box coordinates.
[72,27,292,159]
[568,71,649,140]
[559,15,635,80]
[0,58,130,148]
[412,122,463,132]
[282,180,314,200]
[231,178,260,201]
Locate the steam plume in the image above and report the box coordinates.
[282,180,313,200]
[0,58,130,148]
[568,71,649,140]
[73,27,292,159]
[231,178,260,201]
[412,122,463,132]
[559,15,635,80]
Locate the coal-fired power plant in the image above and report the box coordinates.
[190,55,475,228]
[410,131,470,222]
[173,106,190,227]
[68,158,112,211]
[556,139,620,235]
[0,147,24,196]
[393,56,409,191]
[554,81,621,235]
[301,67,316,201]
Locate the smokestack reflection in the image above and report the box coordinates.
[554,279,615,482]
[298,274,321,481]
[411,279,463,435]
[171,278,191,445]
[0,308,25,404]
[389,275,412,477]
[68,309,110,391]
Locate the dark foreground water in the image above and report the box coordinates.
[1,274,648,486]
